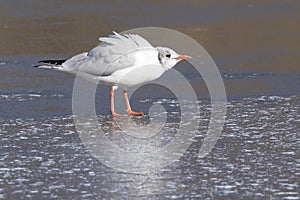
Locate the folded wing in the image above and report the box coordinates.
[62,32,154,76]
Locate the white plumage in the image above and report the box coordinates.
[36,32,190,116]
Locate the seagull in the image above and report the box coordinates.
[35,32,190,117]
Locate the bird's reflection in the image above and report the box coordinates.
[74,111,181,173]
[109,115,152,133]
[101,113,174,151]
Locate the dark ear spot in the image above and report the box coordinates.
[166,54,171,58]
[158,52,162,63]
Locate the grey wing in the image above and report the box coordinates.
[62,32,154,76]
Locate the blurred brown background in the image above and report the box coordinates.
[0,0,299,73]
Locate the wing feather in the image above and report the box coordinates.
[62,32,154,76]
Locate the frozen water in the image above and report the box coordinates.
[0,95,299,199]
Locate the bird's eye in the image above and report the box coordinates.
[166,54,171,58]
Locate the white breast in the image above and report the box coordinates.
[109,49,165,88]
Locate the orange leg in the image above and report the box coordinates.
[123,90,144,116]
[110,88,125,117]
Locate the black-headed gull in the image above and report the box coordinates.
[35,32,190,117]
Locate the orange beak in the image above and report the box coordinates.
[174,55,191,61]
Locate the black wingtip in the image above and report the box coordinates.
[38,59,67,65]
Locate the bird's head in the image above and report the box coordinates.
[156,47,190,70]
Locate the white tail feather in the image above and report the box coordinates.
[34,64,64,71]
